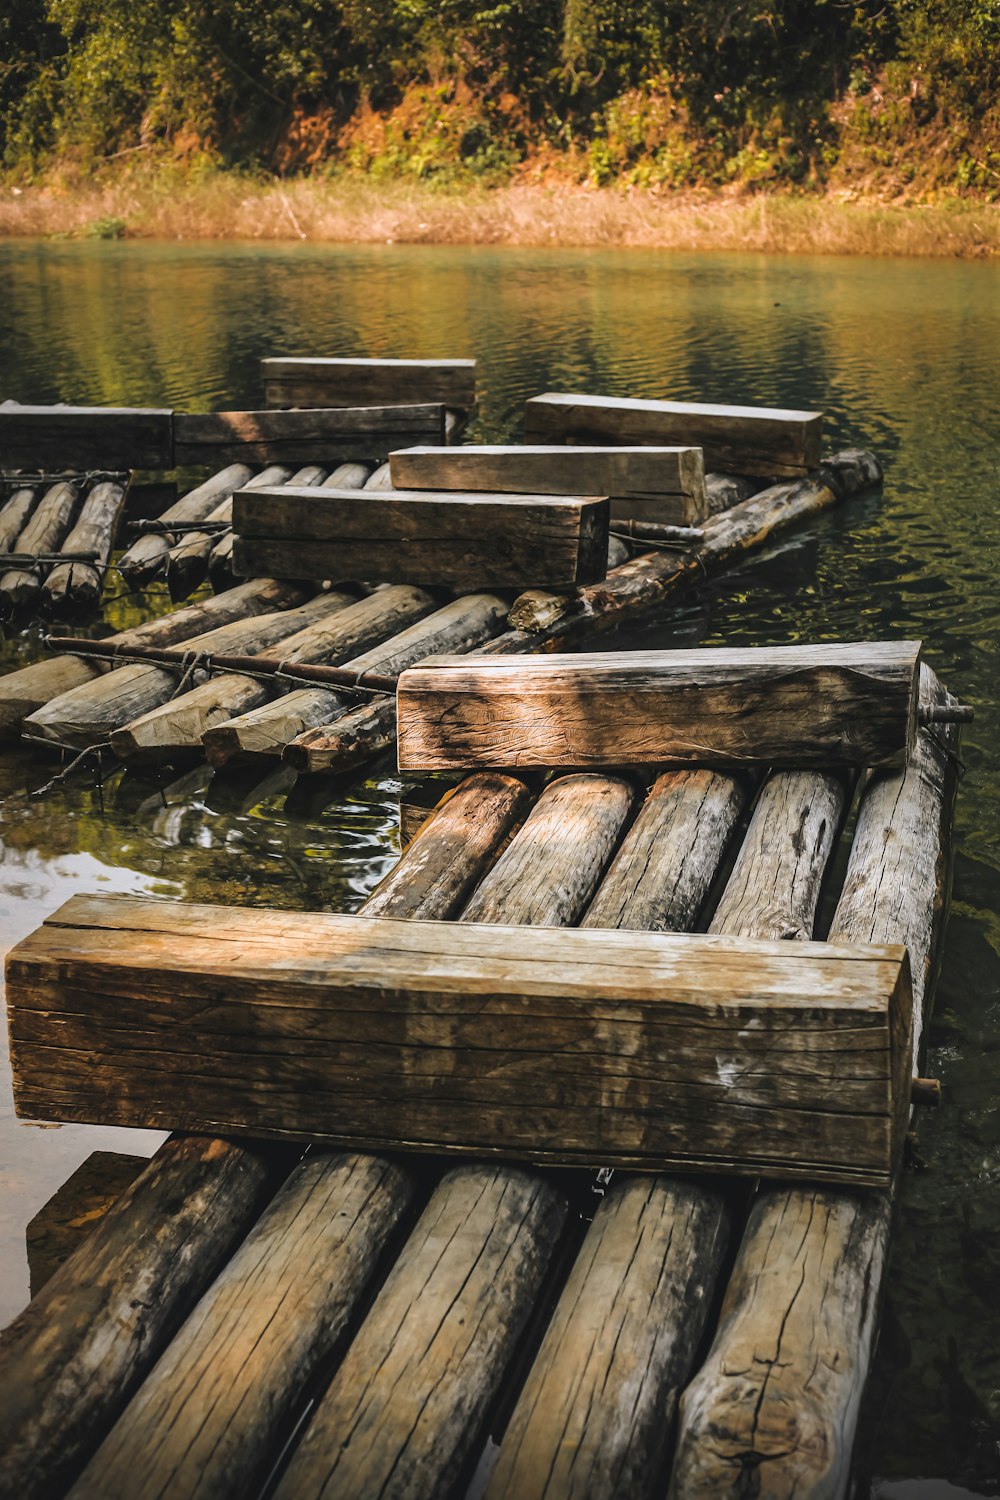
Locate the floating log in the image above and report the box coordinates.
[0,1135,280,1500]
[703,471,762,514]
[389,444,708,525]
[117,463,254,587]
[211,591,509,768]
[233,488,610,591]
[323,460,372,489]
[0,405,173,470]
[68,1152,417,1500]
[525,393,822,478]
[263,356,476,411]
[397,641,922,773]
[173,405,446,466]
[669,669,961,1499]
[0,577,311,738]
[165,464,309,602]
[0,479,79,615]
[106,585,433,762]
[0,481,39,551]
[24,591,340,749]
[41,479,126,617]
[363,461,393,490]
[8,899,913,1186]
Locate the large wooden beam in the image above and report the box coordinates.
[389,444,708,526]
[173,405,446,466]
[397,641,922,773]
[263,357,476,410]
[524,393,822,477]
[8,901,912,1186]
[0,405,173,469]
[233,488,610,590]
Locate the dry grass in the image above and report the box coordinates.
[1,173,998,257]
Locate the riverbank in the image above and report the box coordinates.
[2,176,998,258]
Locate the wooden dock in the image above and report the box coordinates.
[0,660,961,1499]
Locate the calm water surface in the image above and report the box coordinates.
[0,241,997,1494]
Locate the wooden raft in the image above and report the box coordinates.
[0,668,961,1500]
[7,908,912,1187]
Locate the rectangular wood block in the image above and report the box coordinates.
[397,642,922,772]
[524,393,823,478]
[389,444,709,526]
[233,488,610,589]
[173,405,446,466]
[6,896,912,1187]
[0,406,173,470]
[263,358,476,411]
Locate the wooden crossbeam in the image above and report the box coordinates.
[263,358,476,411]
[525,392,822,477]
[389,443,709,525]
[7,896,911,1187]
[233,487,610,589]
[0,407,173,470]
[173,405,446,466]
[397,642,923,772]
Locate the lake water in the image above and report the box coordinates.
[0,240,998,1493]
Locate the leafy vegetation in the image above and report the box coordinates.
[1,0,998,195]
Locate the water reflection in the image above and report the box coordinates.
[0,240,998,1490]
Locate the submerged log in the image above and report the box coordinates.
[278,593,509,775]
[0,576,311,738]
[397,642,922,773]
[0,481,39,551]
[24,591,338,748]
[108,584,433,762]
[0,478,78,615]
[164,463,294,602]
[117,463,253,588]
[525,393,822,477]
[669,670,961,1500]
[0,1135,280,1500]
[41,479,126,617]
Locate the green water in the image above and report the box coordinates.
[0,240,997,1494]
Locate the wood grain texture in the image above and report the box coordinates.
[388,444,707,525]
[397,642,921,773]
[234,488,610,590]
[669,669,961,1500]
[525,393,822,477]
[69,1152,416,1500]
[0,1135,277,1500]
[0,405,173,469]
[272,1165,566,1500]
[173,405,446,465]
[0,483,39,551]
[42,479,125,616]
[8,899,912,1185]
[0,479,78,614]
[263,357,476,411]
[118,464,255,587]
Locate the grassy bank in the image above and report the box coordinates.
[1,175,998,257]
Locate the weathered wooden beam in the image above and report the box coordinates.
[0,405,173,470]
[263,356,476,410]
[118,463,255,588]
[525,393,822,478]
[8,900,913,1186]
[0,1135,281,1500]
[669,670,961,1500]
[173,405,446,466]
[233,488,610,590]
[397,641,922,773]
[41,479,125,617]
[389,444,708,525]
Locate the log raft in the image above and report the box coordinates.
[0,666,961,1500]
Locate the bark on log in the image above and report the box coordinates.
[704,472,763,515]
[41,479,126,617]
[669,669,960,1500]
[525,393,822,478]
[209,591,507,769]
[0,482,39,551]
[0,1135,279,1500]
[398,643,920,773]
[24,591,339,748]
[117,464,253,588]
[68,1152,416,1500]
[165,464,295,602]
[0,478,78,615]
[0,577,311,738]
